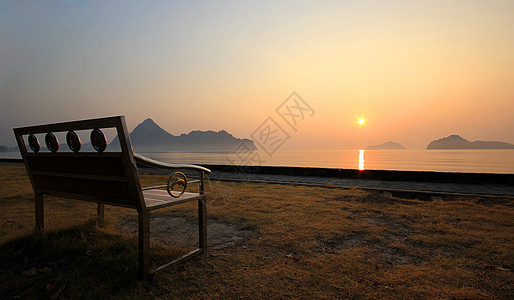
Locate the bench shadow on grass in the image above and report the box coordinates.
[0,220,185,299]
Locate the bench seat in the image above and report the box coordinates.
[143,189,202,210]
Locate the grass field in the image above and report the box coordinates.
[1,164,513,299]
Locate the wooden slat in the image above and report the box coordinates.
[33,175,134,206]
[36,190,138,209]
[31,171,128,182]
[25,152,124,158]
[27,155,126,177]
[13,116,123,135]
[143,189,201,210]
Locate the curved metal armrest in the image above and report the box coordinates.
[134,153,211,174]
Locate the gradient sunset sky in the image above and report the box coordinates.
[1,0,513,150]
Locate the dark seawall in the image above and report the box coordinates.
[201,164,514,186]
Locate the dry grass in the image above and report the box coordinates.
[0,164,513,299]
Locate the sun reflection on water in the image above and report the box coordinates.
[358,149,365,170]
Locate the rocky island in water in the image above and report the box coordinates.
[426,135,514,149]
[366,141,406,150]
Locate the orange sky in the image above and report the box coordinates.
[1,1,513,149]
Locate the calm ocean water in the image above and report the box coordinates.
[139,149,514,174]
[3,149,513,174]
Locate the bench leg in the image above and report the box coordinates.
[198,196,207,253]
[198,171,207,253]
[97,203,104,221]
[34,194,44,234]
[138,211,150,280]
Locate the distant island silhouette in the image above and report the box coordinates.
[110,118,257,152]
[366,141,406,150]
[426,135,514,149]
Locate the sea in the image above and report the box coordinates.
[2,149,513,174]
[136,149,514,174]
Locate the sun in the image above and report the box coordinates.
[358,118,366,126]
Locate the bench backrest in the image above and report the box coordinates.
[13,116,145,211]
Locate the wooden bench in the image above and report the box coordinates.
[13,116,211,279]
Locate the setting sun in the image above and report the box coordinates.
[358,118,366,126]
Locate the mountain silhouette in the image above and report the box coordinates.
[426,135,514,149]
[110,118,257,152]
[366,141,406,150]
[129,118,174,146]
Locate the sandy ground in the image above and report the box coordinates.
[117,214,254,250]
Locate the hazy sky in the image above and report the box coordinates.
[1,0,513,149]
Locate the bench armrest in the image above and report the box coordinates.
[134,153,211,174]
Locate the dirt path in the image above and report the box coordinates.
[117,214,253,250]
